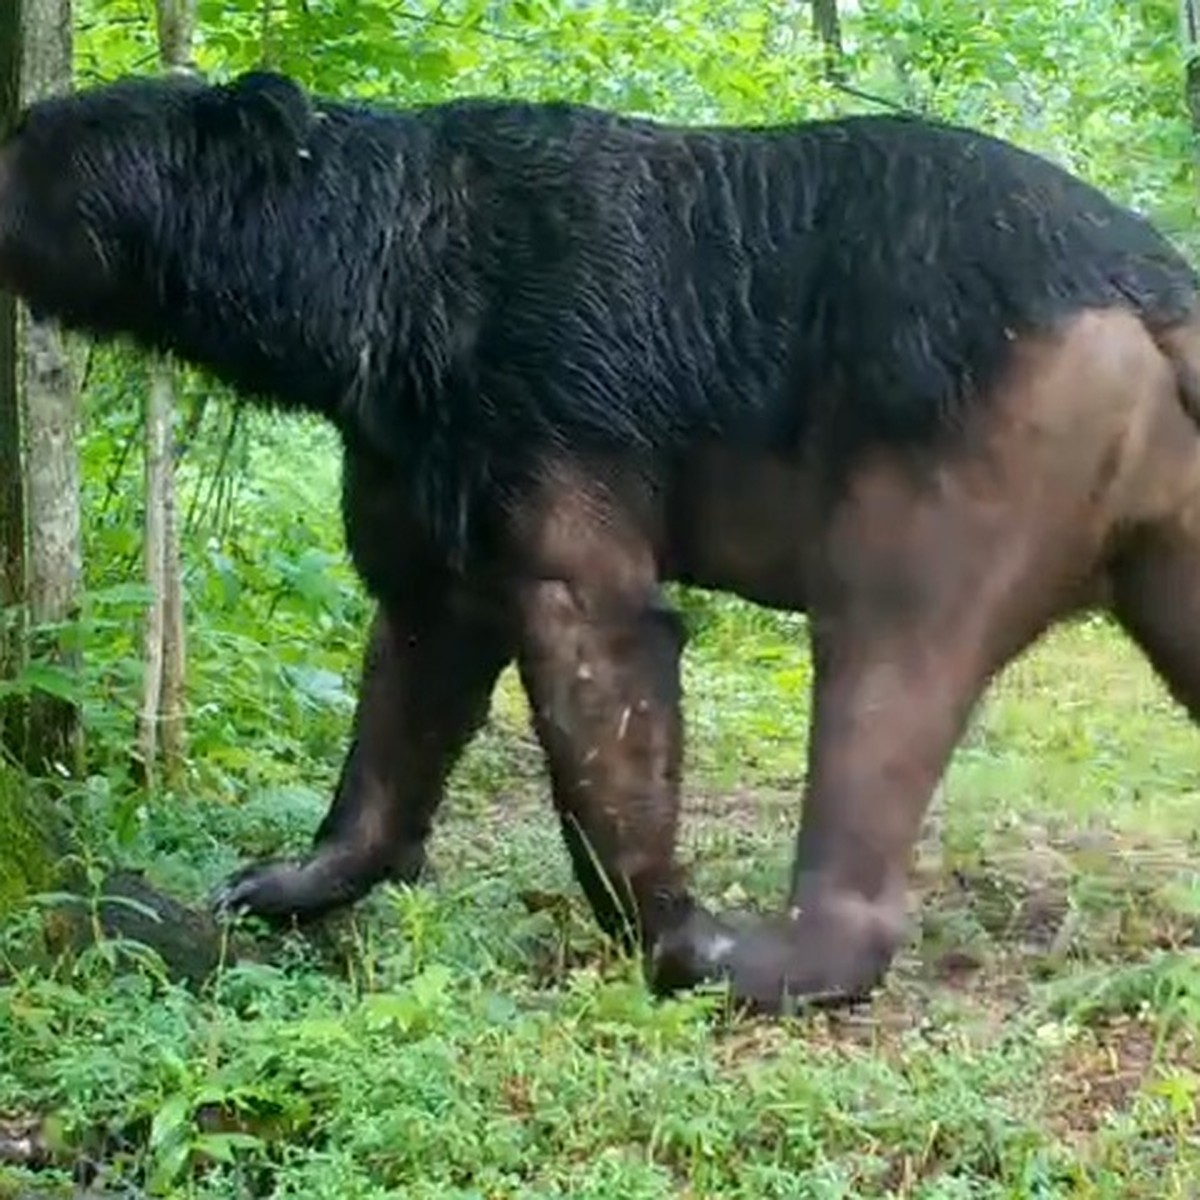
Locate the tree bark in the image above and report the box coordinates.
[156,0,197,71]
[21,0,82,777]
[24,317,83,775]
[160,444,186,784]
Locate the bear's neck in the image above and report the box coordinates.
[142,110,468,444]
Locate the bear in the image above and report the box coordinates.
[2,68,1199,1013]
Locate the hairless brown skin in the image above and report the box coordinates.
[222,306,1200,1013]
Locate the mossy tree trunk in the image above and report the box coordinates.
[0,764,60,921]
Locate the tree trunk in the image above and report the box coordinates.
[137,0,195,791]
[24,317,83,776]
[157,0,195,787]
[21,0,81,778]
[0,0,79,916]
[137,364,169,783]
[812,0,844,83]
[160,444,186,784]
[0,763,61,923]
[1183,0,1200,205]
[0,0,28,757]
[156,0,197,72]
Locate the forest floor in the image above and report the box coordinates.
[3,610,1200,1197]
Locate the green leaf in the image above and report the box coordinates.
[149,1093,192,1154]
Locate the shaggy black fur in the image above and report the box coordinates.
[0,70,1195,555]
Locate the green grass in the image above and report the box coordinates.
[4,607,1200,1197]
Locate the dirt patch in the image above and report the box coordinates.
[1043,1018,1185,1136]
[919,838,1075,941]
[683,786,795,829]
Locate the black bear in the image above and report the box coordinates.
[2,69,1199,1014]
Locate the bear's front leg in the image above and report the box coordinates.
[213,596,511,923]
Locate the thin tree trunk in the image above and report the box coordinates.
[137,364,169,784]
[160,446,186,785]
[812,0,844,83]
[156,0,196,787]
[0,0,27,758]
[18,0,80,777]
[137,0,196,790]
[0,312,24,759]
[156,0,197,70]
[1183,0,1200,205]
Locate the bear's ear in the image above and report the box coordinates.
[196,69,315,151]
[228,70,314,141]
[228,71,311,116]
